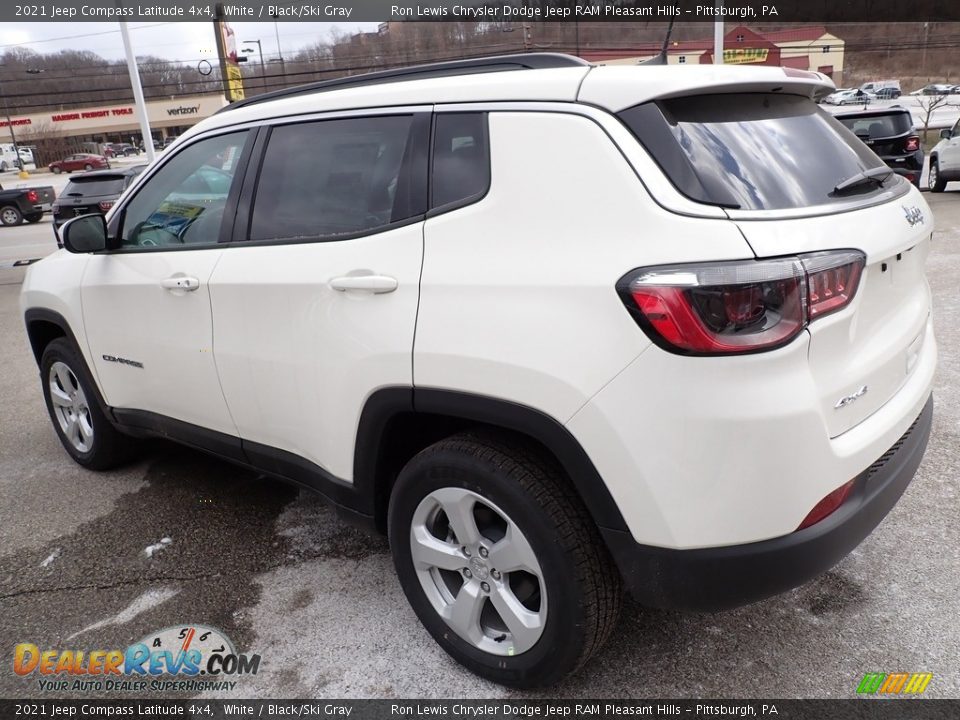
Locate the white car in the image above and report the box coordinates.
[825,89,872,105]
[928,117,960,191]
[21,54,936,687]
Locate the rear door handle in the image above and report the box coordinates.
[161,276,200,292]
[329,274,398,294]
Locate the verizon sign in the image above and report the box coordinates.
[167,105,201,117]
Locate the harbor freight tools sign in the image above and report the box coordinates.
[5,1,960,22]
[12,624,261,693]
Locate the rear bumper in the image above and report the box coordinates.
[601,394,932,611]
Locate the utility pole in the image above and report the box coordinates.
[714,0,725,64]
[119,21,156,164]
[272,18,286,86]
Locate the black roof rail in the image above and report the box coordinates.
[218,53,590,114]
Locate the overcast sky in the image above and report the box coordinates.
[0,22,378,65]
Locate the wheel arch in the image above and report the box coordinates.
[24,308,75,366]
[355,388,630,536]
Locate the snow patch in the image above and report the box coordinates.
[66,587,180,641]
[40,548,61,568]
[144,537,173,558]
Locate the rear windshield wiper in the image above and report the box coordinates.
[834,166,894,194]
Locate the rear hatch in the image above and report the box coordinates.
[616,90,932,437]
[56,175,127,219]
[835,110,916,161]
[735,204,931,437]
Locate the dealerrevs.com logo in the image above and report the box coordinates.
[856,672,933,695]
[14,624,260,693]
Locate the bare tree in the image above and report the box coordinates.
[916,94,955,144]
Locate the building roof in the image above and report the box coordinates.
[761,26,831,43]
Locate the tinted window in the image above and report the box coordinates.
[63,177,126,197]
[432,113,489,209]
[837,113,912,139]
[120,132,247,249]
[619,93,893,211]
[250,115,423,242]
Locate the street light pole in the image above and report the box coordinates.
[0,65,31,179]
[272,18,286,85]
[119,21,156,164]
[242,40,267,91]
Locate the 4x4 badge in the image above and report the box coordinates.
[835,385,868,409]
[903,205,924,227]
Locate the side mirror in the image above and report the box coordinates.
[60,214,107,253]
[941,128,953,140]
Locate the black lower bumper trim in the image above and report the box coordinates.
[602,394,933,611]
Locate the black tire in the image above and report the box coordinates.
[40,338,139,470]
[84,163,93,171]
[0,205,23,227]
[928,157,947,193]
[25,212,43,223]
[388,432,622,687]
[52,166,62,174]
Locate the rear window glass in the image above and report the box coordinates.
[619,93,894,211]
[62,177,126,197]
[836,113,912,139]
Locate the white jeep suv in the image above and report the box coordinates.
[21,54,936,687]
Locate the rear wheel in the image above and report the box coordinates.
[40,338,139,470]
[388,433,622,687]
[25,212,43,223]
[0,205,23,226]
[928,158,947,193]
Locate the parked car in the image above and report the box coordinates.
[919,84,954,96]
[928,117,960,192]
[835,108,923,186]
[0,182,57,226]
[102,143,140,158]
[22,55,936,687]
[0,143,24,171]
[48,154,110,174]
[52,166,148,230]
[824,88,871,106]
[873,86,902,99]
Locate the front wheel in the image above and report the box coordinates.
[929,158,947,192]
[0,205,23,226]
[388,433,622,687]
[84,163,93,171]
[40,338,139,470]
[51,166,62,174]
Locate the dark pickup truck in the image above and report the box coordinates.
[0,183,57,227]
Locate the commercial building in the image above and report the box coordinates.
[0,93,226,151]
[581,25,845,83]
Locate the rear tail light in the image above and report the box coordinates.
[26,190,38,204]
[618,250,865,355]
[797,479,855,530]
[904,135,920,152]
[98,201,115,212]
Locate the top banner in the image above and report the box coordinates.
[6,0,960,23]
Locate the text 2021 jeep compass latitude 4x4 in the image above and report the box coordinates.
[21,55,936,687]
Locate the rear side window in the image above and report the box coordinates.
[249,115,426,242]
[837,113,912,139]
[431,113,490,210]
[63,177,126,197]
[618,93,894,211]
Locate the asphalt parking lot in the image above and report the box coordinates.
[1,190,959,700]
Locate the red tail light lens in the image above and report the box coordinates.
[619,250,865,355]
[26,190,38,203]
[797,479,855,530]
[98,200,115,212]
[904,136,920,152]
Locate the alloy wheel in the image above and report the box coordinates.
[410,487,546,656]
[48,361,94,453]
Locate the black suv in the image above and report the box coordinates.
[835,108,923,187]
[52,166,147,230]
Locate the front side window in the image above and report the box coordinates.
[119,131,248,249]
[249,115,424,243]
